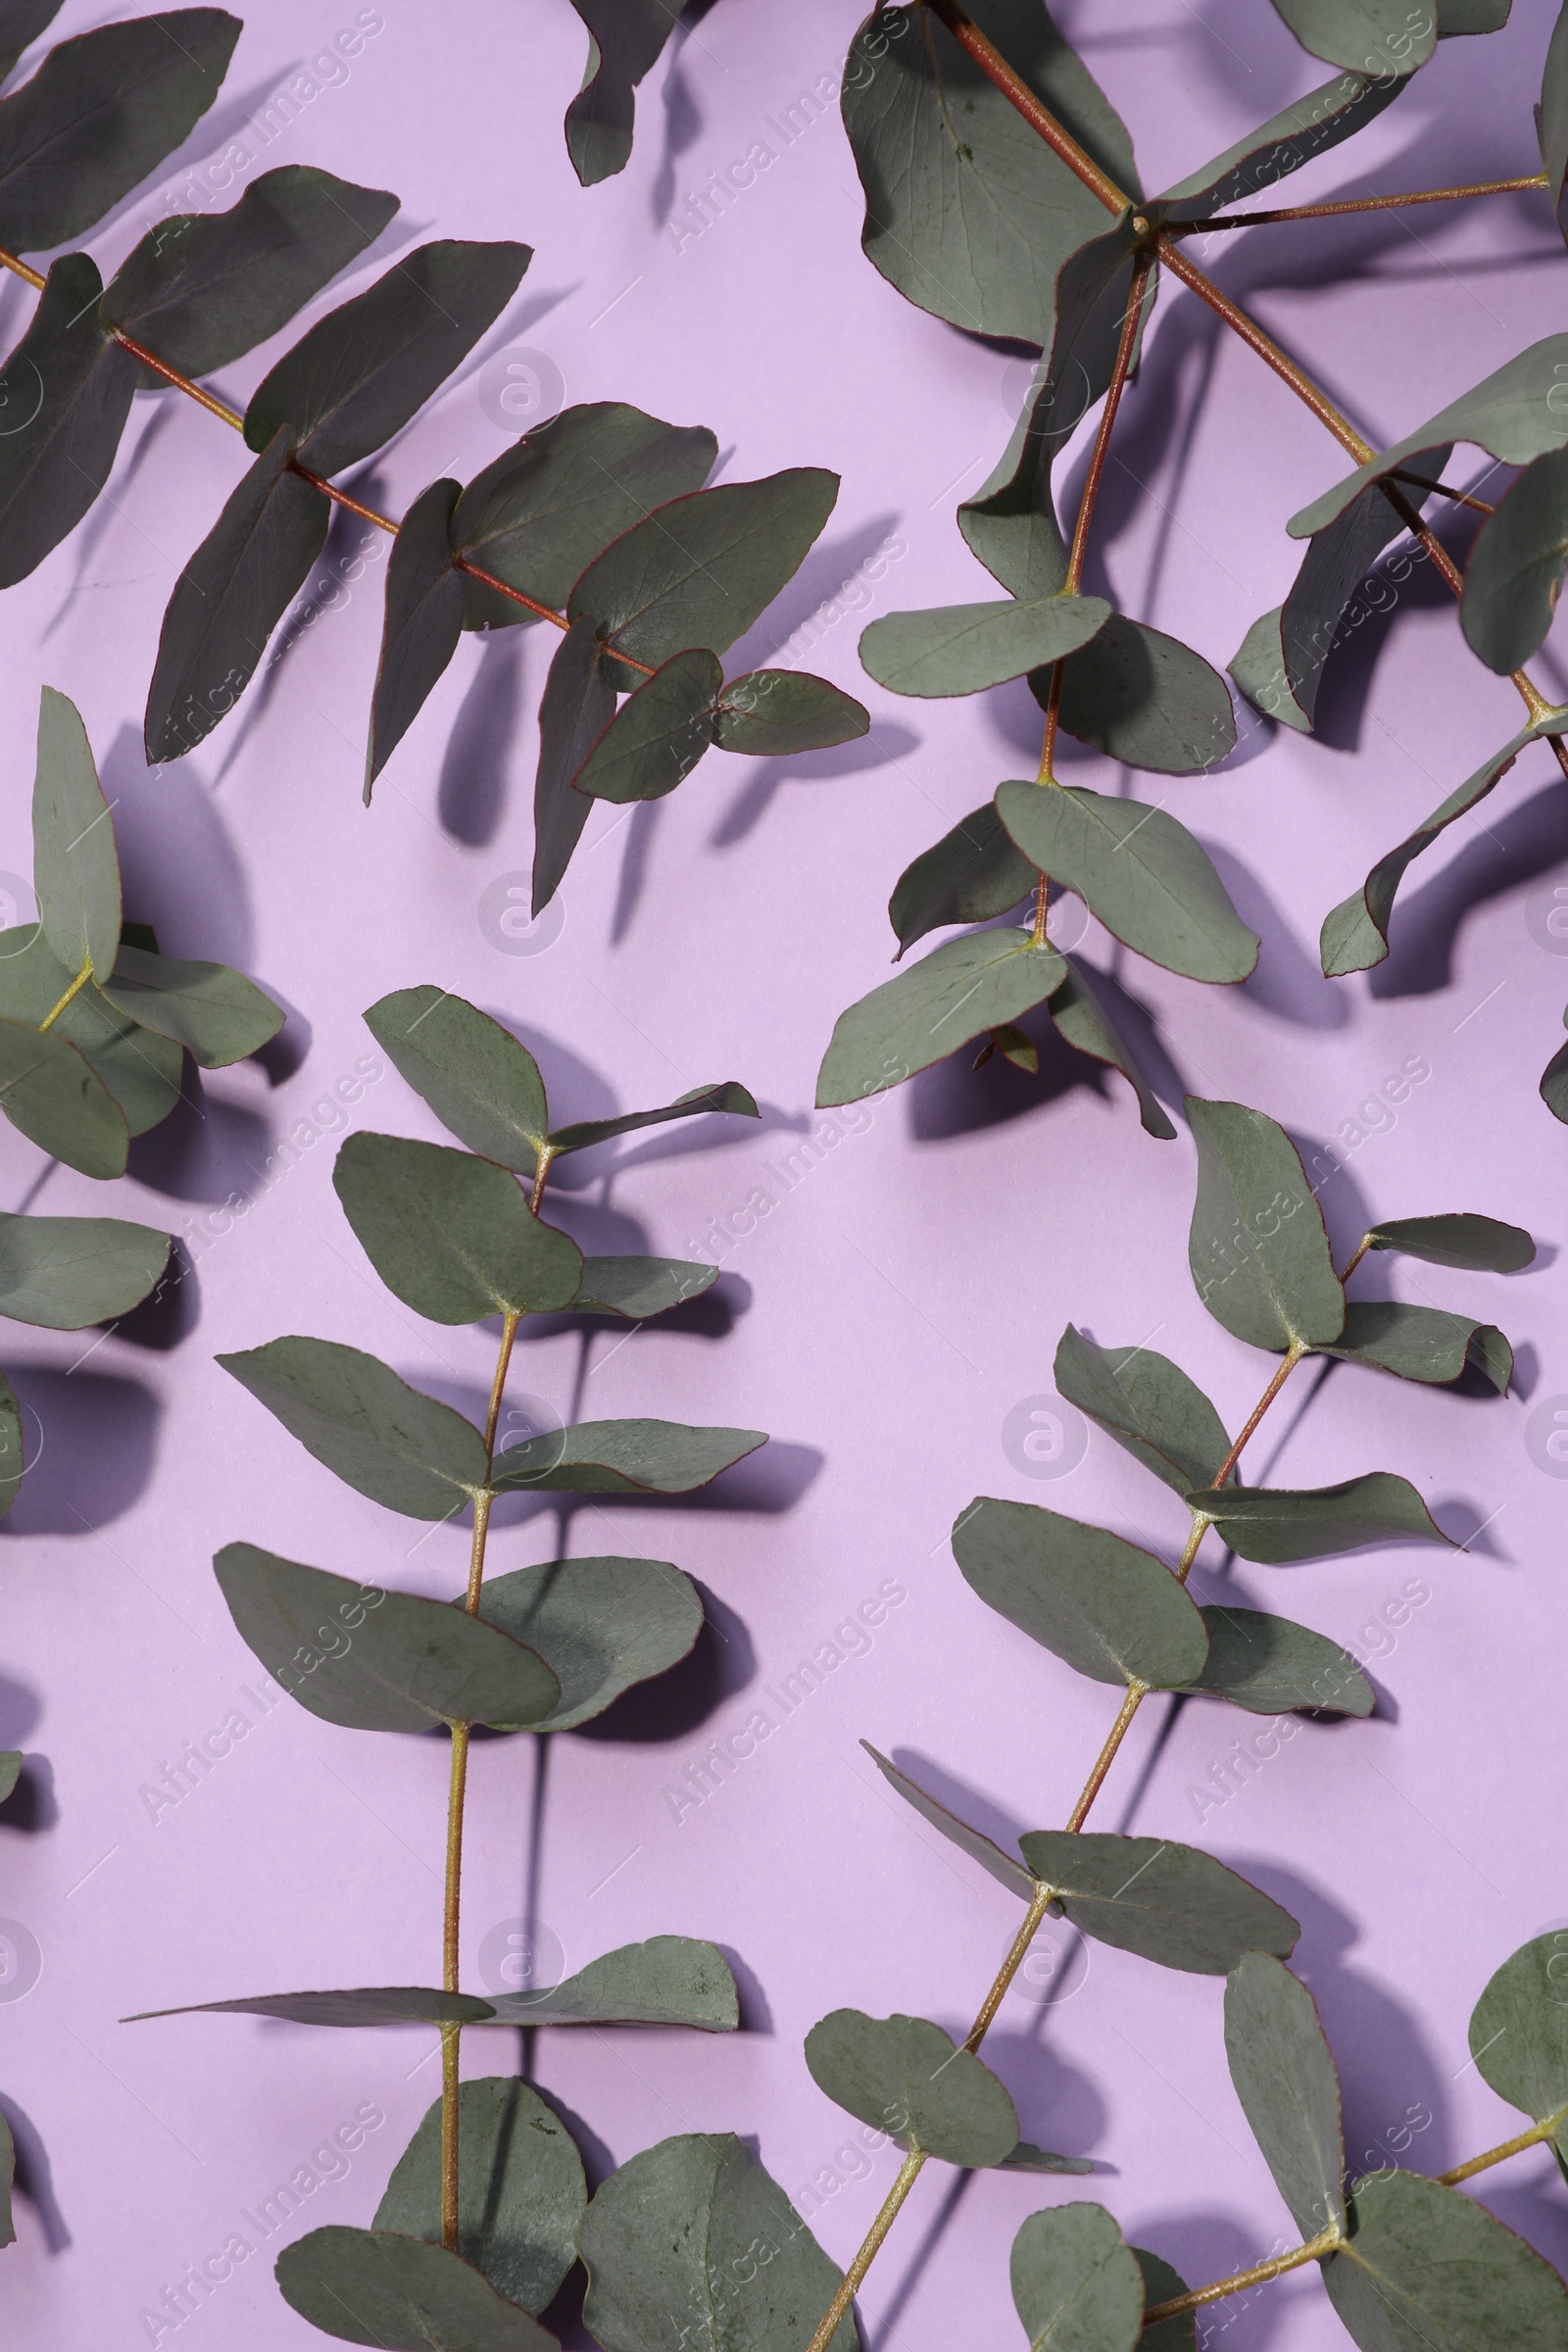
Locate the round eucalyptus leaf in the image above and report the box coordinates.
[274,2226,554,2350]
[364,987,550,1175]
[1187,1098,1345,1350]
[1009,2202,1144,2352]
[1323,2170,1568,2352]
[1468,1934,1568,2132]
[805,2009,1017,2167]
[374,2078,586,2314]
[953,1494,1208,1690]
[477,1555,702,1729]
[333,1132,583,1324]
[1018,1831,1298,1975]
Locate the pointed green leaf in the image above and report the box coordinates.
[0,1015,127,1177]
[0,1373,20,1519]
[568,1256,717,1318]
[485,1937,738,2031]
[1156,70,1407,220]
[1460,448,1568,671]
[1004,2142,1096,2175]
[1321,1301,1512,1392]
[33,685,119,983]
[0,925,182,1135]
[1467,1933,1568,2136]
[953,1494,1209,1690]
[0,1208,168,1327]
[1322,2170,1568,2352]
[1187,1097,1346,1348]
[212,1544,559,1733]
[805,2009,1018,2167]
[570,649,721,804]
[1321,714,1568,975]
[375,2079,586,2313]
[888,803,1037,957]
[275,2228,555,2351]
[1054,1325,1230,1494]
[997,782,1259,983]
[712,670,869,755]
[0,9,239,252]
[533,613,614,913]
[1225,1952,1347,2238]
[245,240,530,475]
[860,593,1110,698]
[144,426,330,761]
[100,165,399,385]
[1017,1830,1299,1973]
[0,253,138,585]
[547,1079,758,1158]
[0,5,62,86]
[1187,1473,1450,1564]
[1035,616,1236,774]
[1364,1214,1534,1272]
[578,2132,858,2352]
[564,0,678,185]
[817,927,1068,1107]
[1009,2203,1144,2352]
[860,1741,1037,1902]
[842,1,1139,344]
[455,403,716,627]
[1544,0,1568,244]
[1185,1606,1373,1716]
[218,1337,487,1518]
[568,469,838,680]
[1048,958,1177,1138]
[99,943,282,1066]
[365,477,465,797]
[1266,0,1434,75]
[129,1984,491,2028]
[364,988,550,1176]
[332,1134,583,1325]
[477,1555,703,1730]
[0,2106,15,2248]
[491,1419,765,1496]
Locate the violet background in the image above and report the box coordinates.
[3,0,1567,2343]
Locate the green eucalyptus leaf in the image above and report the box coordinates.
[987,1020,1039,1073]
[0,1747,18,1798]
[274,2227,555,2351]
[842,2,1138,345]
[1460,448,1568,671]
[1225,1951,1347,2238]
[860,1741,1037,1902]
[0,1207,168,1327]
[486,1937,739,2031]
[888,804,1037,957]
[332,1133,583,1325]
[1185,1606,1374,1716]
[1048,957,1177,1138]
[1322,2170,1568,2352]
[129,1984,490,2027]
[1467,1933,1568,2136]
[564,0,678,186]
[1187,1473,1450,1564]
[567,469,839,680]
[0,925,182,1136]
[860,594,1110,698]
[1543,1028,1568,1123]
[476,1554,703,1730]
[365,478,465,798]
[1266,0,1435,75]
[1187,1097,1345,1348]
[218,1337,486,1518]
[1156,70,1408,220]
[952,1494,1209,1690]
[533,613,614,913]
[1004,2143,1095,2174]
[578,2132,858,2352]
[1009,2202,1144,2352]
[0,1373,20,1519]
[33,684,119,983]
[1438,0,1509,27]
[144,426,330,762]
[1321,712,1568,975]
[0,5,61,86]
[568,1256,717,1318]
[1363,1214,1534,1272]
[100,166,399,385]
[547,1080,759,1157]
[212,1544,559,1733]
[0,253,139,586]
[99,943,282,1067]
[245,240,531,475]
[1034,617,1236,774]
[571,649,722,804]
[1054,1324,1230,1494]
[456,404,716,627]
[712,671,869,755]
[374,2078,586,2313]
[491,1419,765,1496]
[364,988,550,1175]
[805,2009,1018,2167]
[0,9,239,252]
[1017,1830,1299,1973]
[1320,1300,1511,1392]
[0,1015,127,1177]
[817,927,1068,1107]
[1135,2250,1196,2352]
[1544,0,1568,244]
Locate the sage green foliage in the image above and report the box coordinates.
[859,593,1111,696]
[862,1742,1036,1901]
[1188,1606,1373,1716]
[889,804,1037,956]
[274,2227,555,2350]
[1321,1301,1511,1392]
[817,928,1067,1105]
[219,1339,488,1518]
[1018,1831,1299,1974]
[1187,1097,1345,1349]
[1054,1325,1230,1494]
[1009,2203,1145,2352]
[1468,1934,1568,2145]
[373,2080,586,2314]
[1322,2171,1568,2351]
[1187,1473,1449,1564]
[1224,1953,1347,2238]
[805,2010,1018,2165]
[1364,1214,1534,1272]
[953,1495,1209,1689]
[477,1555,703,1730]
[333,1134,584,1323]
[0,1375,18,1520]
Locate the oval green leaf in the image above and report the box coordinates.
[952,1494,1209,1690]
[1017,1830,1299,1974]
[817,927,1067,1107]
[1365,1214,1534,1272]
[1467,1933,1568,2136]
[484,1936,738,2031]
[364,988,550,1175]
[274,2227,555,2351]
[477,1555,703,1730]
[333,1133,583,1325]
[1321,1301,1511,1393]
[860,594,1110,698]
[218,1337,487,1518]
[99,943,283,1067]
[805,2009,1018,2167]
[1010,2202,1145,2352]
[1187,1473,1450,1564]
[374,2078,586,2314]
[1225,1951,1347,2239]
[1323,2170,1568,2352]
[1187,1097,1345,1348]
[491,1418,764,1496]
[33,684,119,984]
[0,1207,169,1328]
[1186,1606,1373,1717]
[1054,1324,1230,1494]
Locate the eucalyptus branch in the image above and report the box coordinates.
[1143,2223,1345,2323]
[1174,172,1548,232]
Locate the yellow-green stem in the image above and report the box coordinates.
[1143,2223,1343,2323]
[804,2150,927,2352]
[37,958,91,1031]
[1439,2116,1557,2183]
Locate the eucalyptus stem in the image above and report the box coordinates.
[1174,172,1547,232]
[36,957,91,1031]
[1143,2222,1344,2323]
[1438,2116,1557,2183]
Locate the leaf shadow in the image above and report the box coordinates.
[1366,773,1568,999]
[865,2169,976,2351]
[649,22,707,224]
[708,722,922,853]
[721,513,906,677]
[437,631,530,847]
[0,1368,161,1534]
[1207,843,1350,1031]
[124,1074,274,1207]
[570,1584,757,1745]
[0,1751,57,1832]
[100,722,258,964]
[0,1672,41,1746]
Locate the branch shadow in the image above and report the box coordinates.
[1367,773,1568,999]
